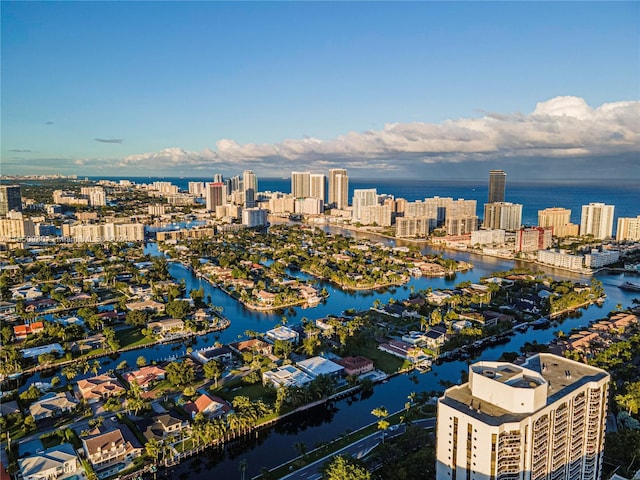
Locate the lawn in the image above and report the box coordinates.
[214,383,273,403]
[347,342,403,374]
[115,327,154,348]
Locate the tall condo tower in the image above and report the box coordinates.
[213,173,224,183]
[0,185,22,216]
[436,353,609,480]
[205,182,225,211]
[488,170,506,203]
[309,174,326,203]
[351,188,377,223]
[329,168,349,209]
[291,171,311,198]
[242,170,257,208]
[580,203,615,240]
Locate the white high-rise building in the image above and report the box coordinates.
[483,202,523,231]
[329,169,349,209]
[188,182,206,197]
[580,203,615,240]
[437,353,609,480]
[616,215,640,241]
[291,171,311,198]
[243,170,257,208]
[538,207,579,238]
[309,174,326,203]
[242,207,268,227]
[351,189,377,223]
[80,187,106,207]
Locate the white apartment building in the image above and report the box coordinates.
[243,170,257,207]
[516,227,553,253]
[80,187,107,206]
[268,194,296,215]
[483,202,523,231]
[148,204,166,216]
[580,203,615,240]
[360,204,392,226]
[295,197,324,215]
[310,173,326,203]
[537,249,585,271]
[152,182,179,195]
[446,216,479,236]
[616,215,640,241]
[329,169,349,209]
[584,249,620,268]
[538,208,579,238]
[436,353,609,480]
[69,223,144,242]
[352,189,378,223]
[471,229,505,246]
[0,216,36,241]
[188,181,206,197]
[242,207,268,227]
[291,171,311,198]
[396,217,434,238]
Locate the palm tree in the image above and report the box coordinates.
[239,459,248,480]
[371,406,390,443]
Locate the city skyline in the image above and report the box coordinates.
[1,2,639,179]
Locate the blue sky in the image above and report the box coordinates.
[1,1,638,179]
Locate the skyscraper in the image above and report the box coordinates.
[488,170,506,203]
[205,182,225,211]
[580,203,615,239]
[616,215,640,241]
[329,168,349,209]
[242,170,257,208]
[309,174,326,203]
[538,207,579,238]
[483,202,523,231]
[351,189,377,223]
[436,353,609,480]
[0,185,22,216]
[291,171,311,198]
[213,173,224,183]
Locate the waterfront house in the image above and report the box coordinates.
[137,411,190,442]
[262,365,314,389]
[20,343,64,360]
[123,365,166,390]
[24,298,58,312]
[378,340,430,364]
[265,326,299,344]
[194,345,234,364]
[256,290,276,306]
[0,400,19,417]
[77,375,125,404]
[147,318,184,335]
[230,338,273,356]
[184,393,230,419]
[402,331,429,346]
[18,443,78,480]
[335,356,375,376]
[29,391,78,421]
[296,356,344,378]
[424,328,447,350]
[82,427,143,477]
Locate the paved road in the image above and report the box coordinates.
[279,417,436,480]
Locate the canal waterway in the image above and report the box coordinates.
[16,229,639,479]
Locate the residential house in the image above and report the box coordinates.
[24,298,58,312]
[424,328,447,350]
[123,365,166,390]
[29,391,78,421]
[262,365,314,389]
[147,318,184,335]
[13,321,44,340]
[18,443,78,480]
[335,356,374,376]
[21,343,64,360]
[82,427,143,476]
[126,299,165,313]
[378,340,430,364]
[0,400,19,417]
[77,375,125,404]
[265,326,299,344]
[137,411,190,442]
[184,393,230,419]
[194,345,234,364]
[230,338,273,356]
[296,356,344,378]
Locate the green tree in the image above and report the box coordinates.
[323,455,370,480]
[165,360,196,387]
[136,356,147,368]
[616,381,640,415]
[371,406,390,443]
[126,310,148,327]
[166,300,191,319]
[203,360,224,388]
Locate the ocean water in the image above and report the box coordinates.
[94,176,639,229]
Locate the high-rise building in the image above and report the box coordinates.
[205,182,225,211]
[580,203,615,239]
[483,202,522,231]
[488,170,506,203]
[616,215,640,241]
[213,173,224,183]
[352,189,377,223]
[310,174,326,203]
[0,185,23,216]
[291,171,311,198]
[329,169,349,209]
[538,207,579,238]
[188,182,206,197]
[80,187,106,207]
[242,207,268,227]
[516,227,553,252]
[243,170,257,208]
[436,353,609,480]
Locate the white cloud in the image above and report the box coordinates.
[117,96,639,174]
